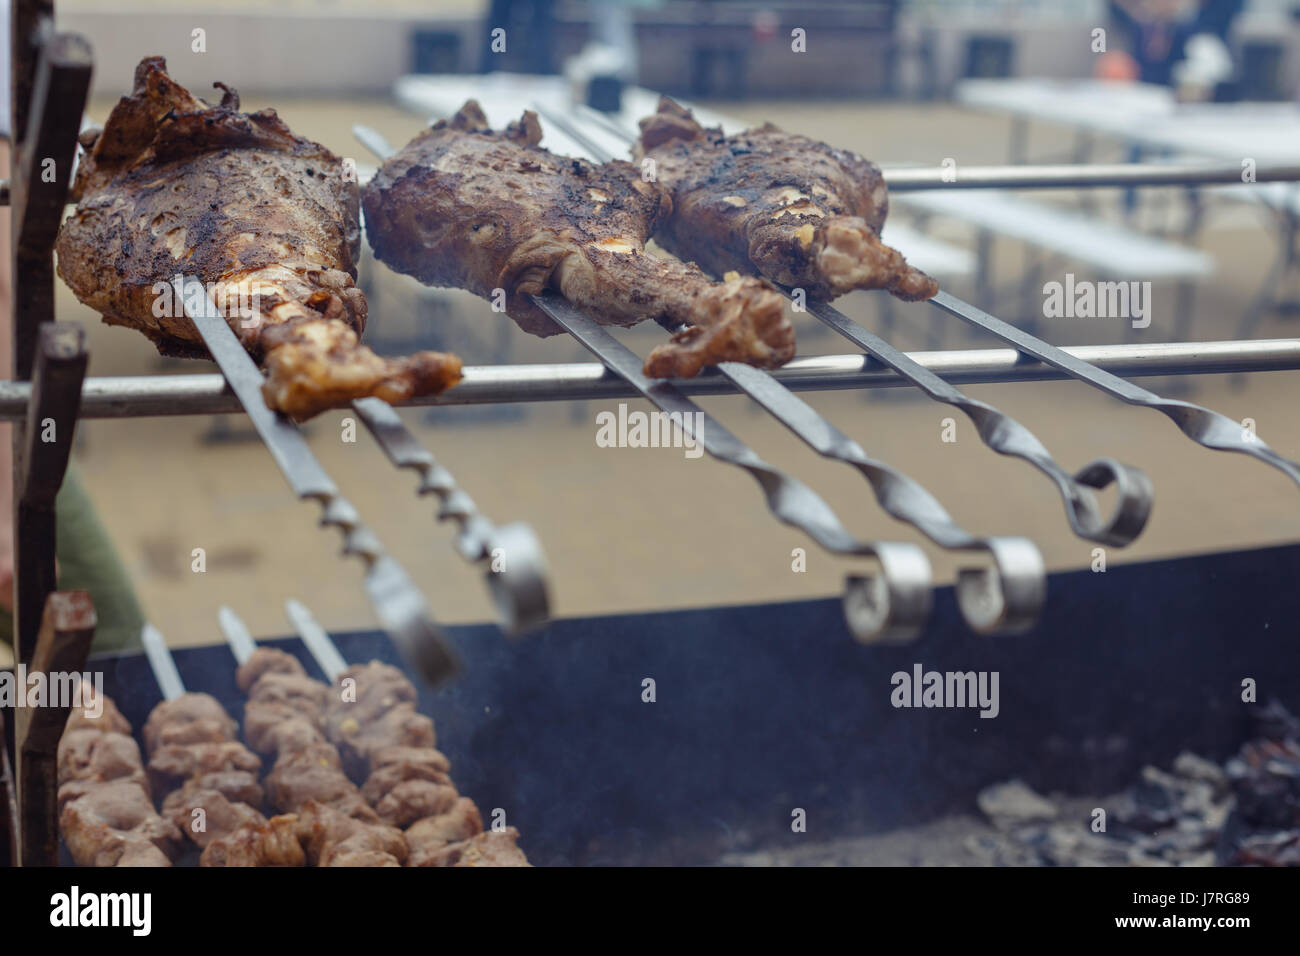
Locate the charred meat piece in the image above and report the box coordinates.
[294,800,407,867]
[363,100,794,379]
[406,797,485,867]
[200,813,306,867]
[424,828,531,867]
[55,56,462,420]
[636,97,938,302]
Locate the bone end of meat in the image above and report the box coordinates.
[801,215,938,301]
[643,276,794,379]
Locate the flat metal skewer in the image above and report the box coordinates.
[931,290,1300,490]
[351,398,550,635]
[140,623,185,702]
[177,276,458,685]
[217,606,258,667]
[673,329,1044,632]
[285,599,348,683]
[537,292,933,644]
[545,105,1152,549]
[807,299,1154,546]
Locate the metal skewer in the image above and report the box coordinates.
[676,337,1044,632]
[538,292,933,644]
[217,606,258,667]
[556,108,1156,548]
[140,623,185,702]
[177,276,458,685]
[284,599,347,683]
[283,600,348,686]
[931,290,1300,490]
[351,398,550,635]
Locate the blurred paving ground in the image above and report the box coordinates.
[59,95,1300,650]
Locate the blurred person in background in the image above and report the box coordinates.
[0,3,144,658]
[481,0,557,74]
[1105,0,1244,95]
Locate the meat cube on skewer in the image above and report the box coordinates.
[635,97,938,303]
[55,57,462,421]
[363,100,795,380]
[56,694,181,867]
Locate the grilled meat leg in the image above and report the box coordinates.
[636,97,938,302]
[363,101,794,379]
[55,57,462,420]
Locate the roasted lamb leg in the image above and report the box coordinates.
[363,101,794,378]
[55,57,462,420]
[635,97,938,302]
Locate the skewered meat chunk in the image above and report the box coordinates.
[143,692,239,752]
[57,729,151,798]
[235,646,307,689]
[294,801,407,867]
[147,740,262,793]
[363,100,794,379]
[406,797,484,867]
[323,661,435,778]
[223,648,407,866]
[425,828,531,867]
[57,695,180,867]
[59,781,182,866]
[64,691,133,735]
[635,98,938,302]
[200,813,306,867]
[141,691,267,850]
[55,56,462,420]
[319,660,530,866]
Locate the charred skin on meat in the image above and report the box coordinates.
[363,101,794,379]
[636,97,938,302]
[55,56,462,420]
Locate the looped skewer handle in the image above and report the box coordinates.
[806,299,1155,547]
[715,357,1045,633]
[931,291,1300,491]
[350,397,551,635]
[536,292,933,644]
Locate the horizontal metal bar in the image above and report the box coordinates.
[882,162,1300,191]
[0,339,1294,419]
[10,163,1297,213]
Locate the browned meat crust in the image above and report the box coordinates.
[55,56,461,420]
[363,100,794,379]
[636,97,938,302]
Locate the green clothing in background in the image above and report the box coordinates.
[0,465,145,653]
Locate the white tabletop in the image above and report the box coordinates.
[957,77,1300,164]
